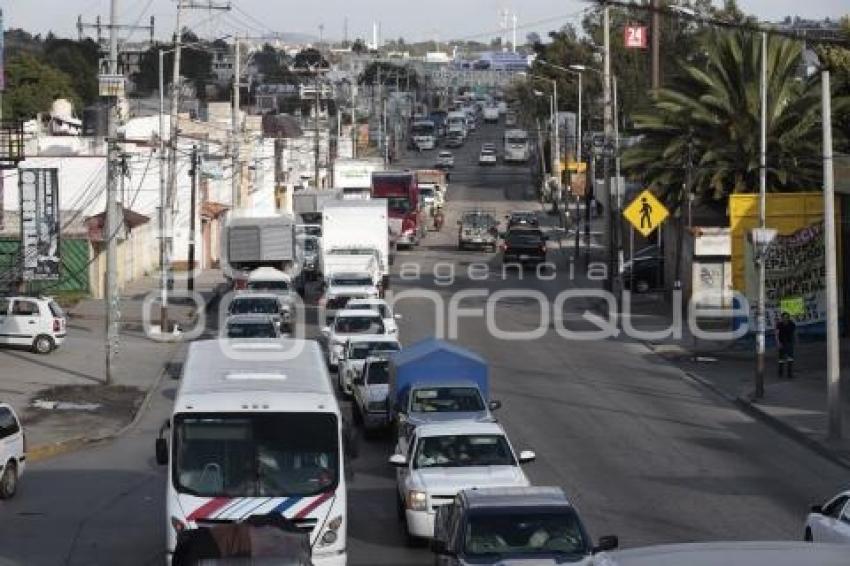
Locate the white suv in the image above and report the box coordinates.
[0,296,67,354]
[0,403,25,499]
[389,421,536,541]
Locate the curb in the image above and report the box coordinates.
[642,341,850,472]
[26,284,225,464]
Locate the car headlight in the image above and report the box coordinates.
[407,490,427,511]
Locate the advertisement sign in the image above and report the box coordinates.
[19,169,61,280]
[624,25,648,49]
[745,221,828,333]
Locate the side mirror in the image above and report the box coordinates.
[811,504,824,514]
[488,400,502,411]
[518,450,536,464]
[155,438,169,466]
[593,535,619,553]
[388,454,408,467]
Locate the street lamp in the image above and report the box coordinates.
[537,60,584,163]
[522,72,560,191]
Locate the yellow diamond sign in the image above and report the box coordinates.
[623,189,669,237]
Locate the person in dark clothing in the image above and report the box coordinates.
[775,312,797,378]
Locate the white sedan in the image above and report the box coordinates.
[478,147,497,165]
[346,297,402,337]
[805,490,850,542]
[436,150,454,169]
[320,309,387,370]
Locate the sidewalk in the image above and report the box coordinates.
[621,291,850,468]
[1,269,224,460]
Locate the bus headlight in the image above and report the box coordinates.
[320,515,343,546]
[321,530,338,545]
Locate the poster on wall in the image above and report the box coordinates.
[19,168,61,281]
[745,221,826,335]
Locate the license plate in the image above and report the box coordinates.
[520,254,530,260]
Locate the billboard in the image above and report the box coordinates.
[19,168,61,281]
[729,193,841,336]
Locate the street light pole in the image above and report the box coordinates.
[755,31,768,400]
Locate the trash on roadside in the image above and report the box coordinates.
[31,399,102,411]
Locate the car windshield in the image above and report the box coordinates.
[420,188,435,199]
[410,387,485,413]
[507,233,544,246]
[464,510,590,559]
[335,316,384,334]
[387,197,411,215]
[247,279,289,292]
[366,361,390,384]
[301,238,318,252]
[440,152,452,158]
[230,298,279,315]
[174,413,338,497]
[332,277,373,287]
[349,341,400,360]
[507,136,527,144]
[48,300,65,318]
[414,434,515,468]
[348,303,390,318]
[463,215,495,229]
[226,321,278,339]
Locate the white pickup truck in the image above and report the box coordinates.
[389,421,536,542]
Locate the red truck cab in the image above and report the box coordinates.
[371,171,423,247]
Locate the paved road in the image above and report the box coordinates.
[0,121,847,565]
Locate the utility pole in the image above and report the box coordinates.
[755,31,768,399]
[158,48,170,333]
[553,80,560,191]
[104,0,121,384]
[232,36,241,206]
[603,3,615,293]
[823,70,842,439]
[314,70,321,188]
[650,0,661,89]
[613,75,623,302]
[188,145,198,291]
[78,14,154,52]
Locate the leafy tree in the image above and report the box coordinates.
[3,54,79,120]
[43,38,100,106]
[133,31,213,95]
[358,61,418,88]
[526,32,542,47]
[351,38,368,54]
[293,48,329,70]
[252,44,296,83]
[622,31,848,209]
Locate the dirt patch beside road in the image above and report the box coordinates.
[22,384,145,448]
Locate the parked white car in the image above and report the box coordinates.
[346,298,401,337]
[0,402,25,499]
[337,335,401,395]
[0,296,66,354]
[321,309,388,370]
[805,490,850,543]
[390,421,536,541]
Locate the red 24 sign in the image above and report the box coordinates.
[624,26,648,49]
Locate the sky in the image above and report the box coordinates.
[1,0,847,45]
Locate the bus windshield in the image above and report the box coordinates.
[412,122,435,136]
[174,413,339,497]
[506,135,528,145]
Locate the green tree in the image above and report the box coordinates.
[293,48,329,70]
[3,54,80,120]
[358,61,418,88]
[351,38,368,54]
[43,38,100,106]
[623,30,846,208]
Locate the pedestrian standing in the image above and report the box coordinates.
[775,312,797,378]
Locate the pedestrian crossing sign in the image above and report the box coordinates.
[623,189,669,237]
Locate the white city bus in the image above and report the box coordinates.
[503,129,530,163]
[156,339,351,565]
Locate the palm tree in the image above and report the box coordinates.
[623,30,841,209]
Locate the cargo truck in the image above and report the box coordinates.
[371,172,424,248]
[220,211,304,293]
[333,158,384,200]
[321,200,391,292]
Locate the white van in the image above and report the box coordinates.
[156,339,353,565]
